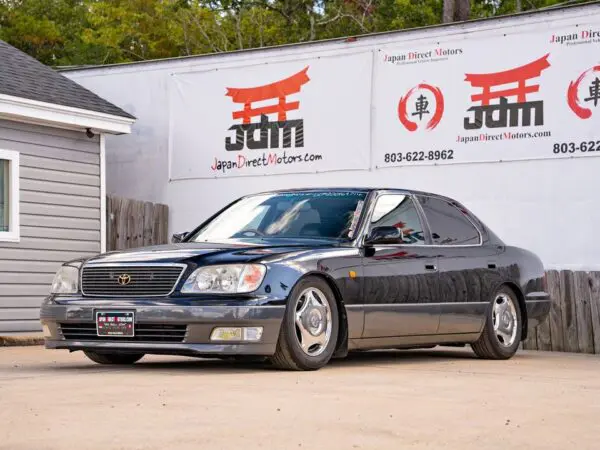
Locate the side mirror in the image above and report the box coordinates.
[365,226,404,245]
[171,232,189,244]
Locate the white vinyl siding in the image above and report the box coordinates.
[0,120,101,334]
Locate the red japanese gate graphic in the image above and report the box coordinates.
[463,54,550,129]
[226,67,310,124]
[397,83,444,132]
[567,65,600,119]
[224,67,310,151]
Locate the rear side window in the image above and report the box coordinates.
[417,196,481,246]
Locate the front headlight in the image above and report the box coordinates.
[50,265,80,294]
[181,264,266,294]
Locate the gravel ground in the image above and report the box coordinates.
[1,345,599,450]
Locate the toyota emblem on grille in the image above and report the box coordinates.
[117,274,132,285]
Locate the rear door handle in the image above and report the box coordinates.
[425,264,437,271]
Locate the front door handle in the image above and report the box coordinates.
[425,264,437,271]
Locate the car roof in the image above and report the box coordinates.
[252,187,448,198]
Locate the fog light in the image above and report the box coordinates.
[243,327,263,342]
[210,327,264,342]
[211,327,242,341]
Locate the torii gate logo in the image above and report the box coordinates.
[225,67,310,151]
[464,54,550,130]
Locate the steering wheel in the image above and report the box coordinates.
[233,229,265,238]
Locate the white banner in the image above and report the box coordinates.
[372,21,600,167]
[169,53,372,179]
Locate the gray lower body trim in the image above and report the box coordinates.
[349,332,481,350]
[346,302,489,337]
[438,301,488,335]
[40,303,286,357]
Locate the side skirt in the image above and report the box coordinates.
[348,332,481,350]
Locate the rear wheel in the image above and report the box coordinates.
[270,277,339,371]
[472,286,522,360]
[83,351,145,365]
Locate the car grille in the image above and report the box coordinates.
[59,323,187,343]
[81,265,185,297]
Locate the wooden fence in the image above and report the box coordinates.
[523,270,600,354]
[106,195,169,251]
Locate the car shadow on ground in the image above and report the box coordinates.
[32,347,489,375]
[331,347,479,367]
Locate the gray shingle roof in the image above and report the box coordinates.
[0,40,134,119]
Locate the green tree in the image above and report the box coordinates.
[0,0,106,65]
[0,0,580,66]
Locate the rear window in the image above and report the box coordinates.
[417,196,481,246]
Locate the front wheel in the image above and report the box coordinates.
[83,351,145,365]
[472,286,522,360]
[270,276,339,371]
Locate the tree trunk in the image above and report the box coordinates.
[454,0,470,22]
[442,0,455,23]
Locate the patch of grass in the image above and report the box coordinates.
[0,335,44,347]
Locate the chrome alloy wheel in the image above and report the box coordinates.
[294,287,333,357]
[492,293,518,347]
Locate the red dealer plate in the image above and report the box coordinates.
[96,311,135,337]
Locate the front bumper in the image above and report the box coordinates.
[40,299,286,357]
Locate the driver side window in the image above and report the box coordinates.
[369,194,425,245]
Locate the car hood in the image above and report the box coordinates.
[84,240,339,265]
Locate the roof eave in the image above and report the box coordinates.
[0,93,135,135]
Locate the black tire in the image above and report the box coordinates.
[83,351,145,365]
[270,276,339,371]
[472,286,522,360]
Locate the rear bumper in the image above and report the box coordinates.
[40,300,286,356]
[525,292,552,328]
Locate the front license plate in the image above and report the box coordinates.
[96,311,134,337]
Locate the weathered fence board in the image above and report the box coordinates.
[574,272,594,354]
[523,324,537,350]
[143,202,153,246]
[590,273,600,355]
[107,195,169,251]
[547,270,564,352]
[559,271,580,353]
[536,313,552,351]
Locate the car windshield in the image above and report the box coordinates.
[189,191,368,242]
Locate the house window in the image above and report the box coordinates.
[0,149,20,242]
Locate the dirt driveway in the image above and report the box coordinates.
[0,346,599,450]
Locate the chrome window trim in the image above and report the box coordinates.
[80,263,188,298]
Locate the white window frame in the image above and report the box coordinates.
[0,149,20,242]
